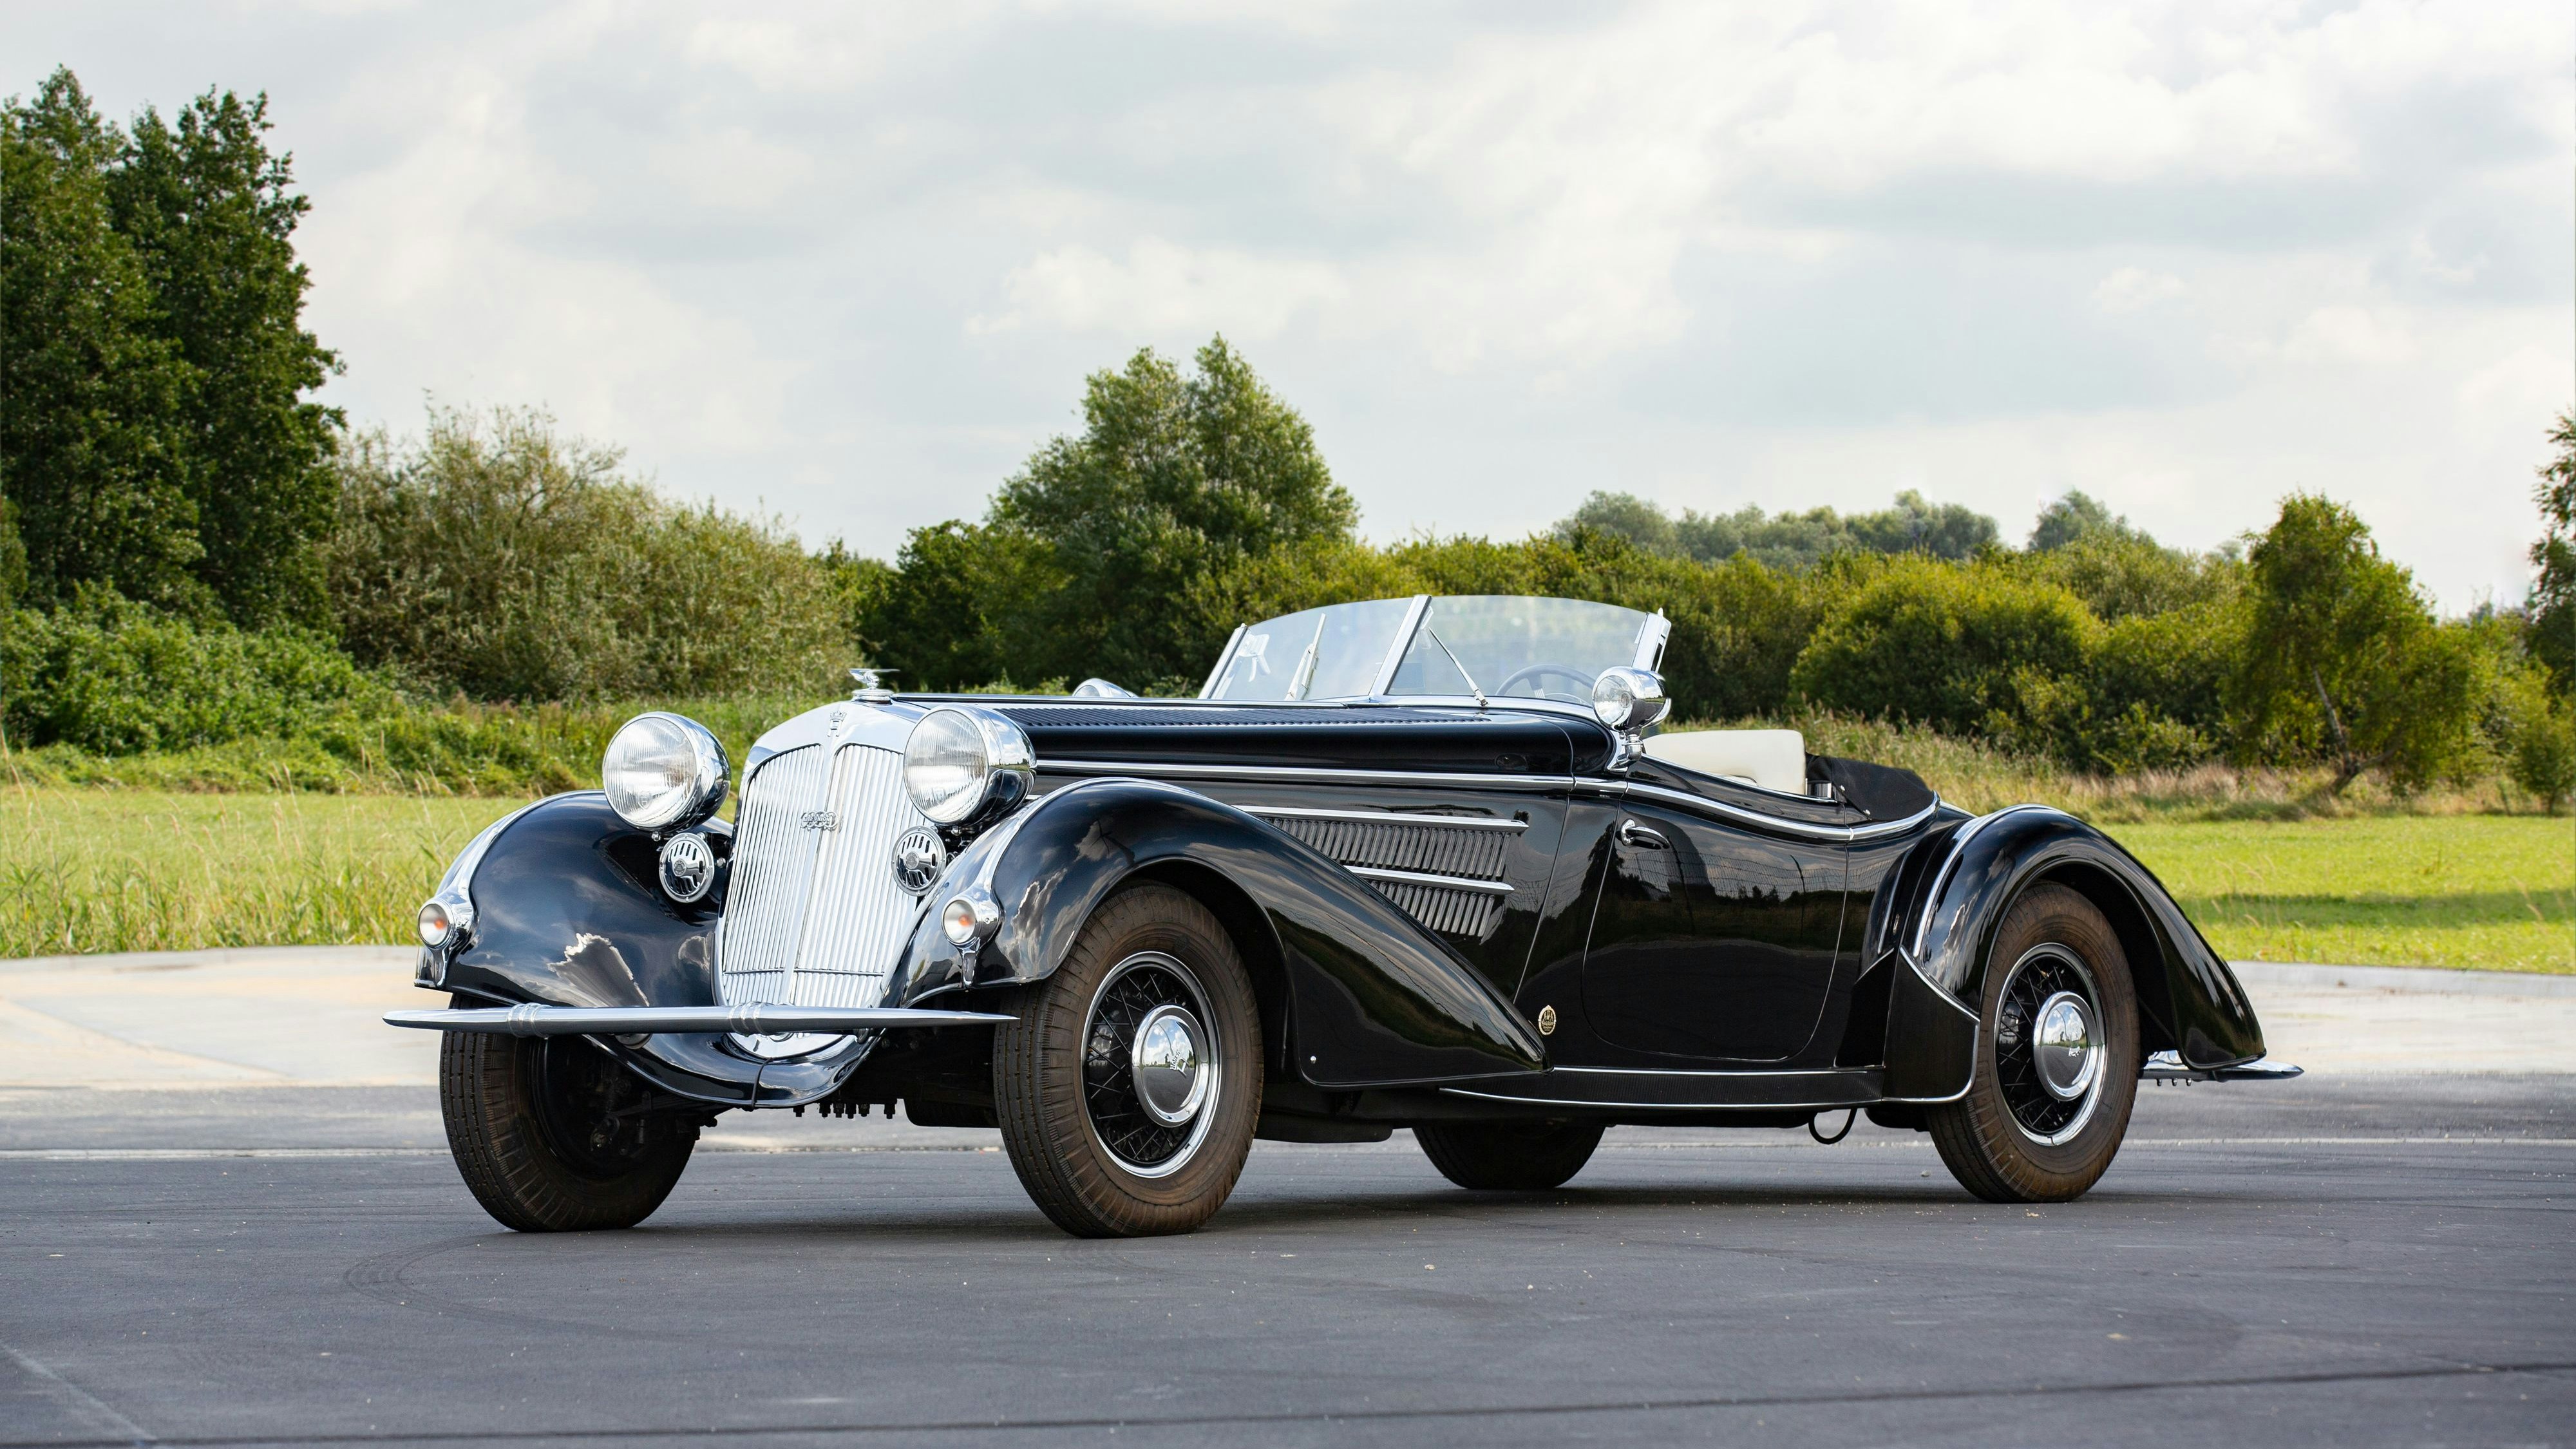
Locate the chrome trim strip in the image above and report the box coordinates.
[1198,623,1247,699]
[1552,1064,1871,1078]
[1370,594,1433,697]
[1902,947,1984,1023]
[1909,803,2058,959]
[1602,780,1944,844]
[1347,866,1514,896]
[1249,806,1528,833]
[1439,1086,1878,1112]
[1040,759,1575,791]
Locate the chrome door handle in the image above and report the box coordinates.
[1616,819,1668,849]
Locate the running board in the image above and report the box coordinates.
[2141,1050,2304,1083]
[385,1004,1013,1037]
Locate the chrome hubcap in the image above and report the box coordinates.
[2032,991,2099,1101]
[1082,952,1220,1179]
[1130,1005,1210,1126]
[1993,945,2107,1146]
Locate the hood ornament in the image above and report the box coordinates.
[849,667,897,705]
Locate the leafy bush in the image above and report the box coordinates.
[0,588,387,753]
[1788,560,2100,759]
[2228,495,2481,792]
[2496,668,2575,813]
[328,406,844,702]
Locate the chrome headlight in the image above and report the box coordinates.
[903,706,1034,826]
[601,713,729,831]
[1591,667,1671,732]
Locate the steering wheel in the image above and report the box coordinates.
[1497,662,1597,704]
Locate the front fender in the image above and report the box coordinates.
[892,779,1549,1088]
[425,792,811,1105]
[1902,805,2265,1072]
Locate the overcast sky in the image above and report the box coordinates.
[15,1,2570,609]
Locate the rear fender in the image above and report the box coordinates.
[891,779,1548,1088]
[1893,806,2264,1079]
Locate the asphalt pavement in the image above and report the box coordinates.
[1,952,2571,1446]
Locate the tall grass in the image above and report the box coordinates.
[1710,708,2553,822]
[0,788,516,958]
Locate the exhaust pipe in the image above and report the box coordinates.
[386,1003,1012,1037]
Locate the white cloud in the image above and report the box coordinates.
[16,0,2571,608]
[974,238,1347,341]
[2282,304,2418,365]
[2092,267,2190,314]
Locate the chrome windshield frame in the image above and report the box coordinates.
[1200,595,1666,706]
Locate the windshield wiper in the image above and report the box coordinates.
[1421,625,1486,709]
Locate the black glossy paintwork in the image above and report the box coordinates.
[888,778,1548,1087]
[961,698,1621,776]
[428,793,856,1106]
[419,697,2270,1121]
[1904,806,2264,1070]
[1575,796,1848,1062]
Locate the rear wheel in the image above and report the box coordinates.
[1416,1119,1605,1191]
[439,1028,697,1231]
[1927,884,2139,1203]
[993,885,1262,1237]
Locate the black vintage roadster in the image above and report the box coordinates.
[393,594,2295,1236]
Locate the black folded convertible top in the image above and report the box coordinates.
[1810,754,1938,821]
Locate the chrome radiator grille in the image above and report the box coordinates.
[717,744,936,1012]
[1251,808,1522,940]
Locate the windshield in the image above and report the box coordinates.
[1204,598,1418,702]
[1203,595,1656,705]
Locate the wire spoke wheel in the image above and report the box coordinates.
[1992,946,2105,1146]
[1927,883,2139,1204]
[994,884,1260,1237]
[1081,952,1219,1178]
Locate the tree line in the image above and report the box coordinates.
[3,68,2569,807]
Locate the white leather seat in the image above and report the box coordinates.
[1642,729,1809,796]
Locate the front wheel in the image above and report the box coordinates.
[439,1028,698,1231]
[993,884,1262,1237]
[1926,884,2139,1203]
[1417,1119,1605,1191]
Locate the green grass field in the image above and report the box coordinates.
[2113,815,2572,974]
[1,788,2566,972]
[0,790,516,958]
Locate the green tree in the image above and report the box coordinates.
[2530,410,2575,688]
[985,336,1355,687]
[1553,491,1679,556]
[111,86,341,627]
[1788,558,2099,760]
[328,406,842,701]
[2228,495,2479,792]
[2027,489,2125,551]
[1,69,204,612]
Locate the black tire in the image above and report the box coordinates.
[439,1028,697,1232]
[1416,1119,1605,1191]
[1927,884,2139,1204]
[993,884,1262,1238]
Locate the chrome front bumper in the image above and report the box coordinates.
[385,1004,1012,1037]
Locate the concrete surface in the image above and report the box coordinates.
[2,1109,2570,1446]
[1,947,2567,1089]
[3,949,2572,1445]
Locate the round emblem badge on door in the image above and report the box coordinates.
[891,826,947,895]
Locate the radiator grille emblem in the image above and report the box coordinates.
[798,810,841,831]
[891,826,946,895]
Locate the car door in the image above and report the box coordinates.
[1576,795,1848,1063]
